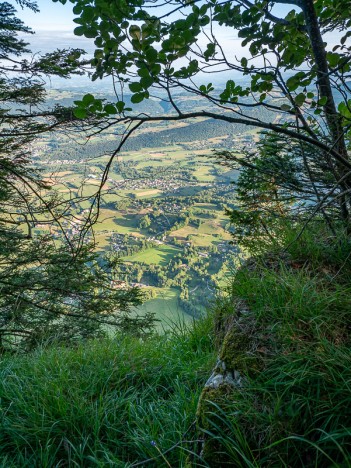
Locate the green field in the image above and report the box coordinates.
[134,287,192,330]
[125,244,182,266]
[93,210,139,234]
[193,165,215,181]
[41,129,239,324]
[198,220,221,235]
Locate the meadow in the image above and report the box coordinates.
[37,108,247,323]
[134,287,192,329]
[125,245,182,266]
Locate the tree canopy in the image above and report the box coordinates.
[55,0,351,226]
[0,0,153,351]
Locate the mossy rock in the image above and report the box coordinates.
[197,383,236,428]
[195,301,268,465]
[219,326,262,376]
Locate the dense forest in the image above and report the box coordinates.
[0,0,351,466]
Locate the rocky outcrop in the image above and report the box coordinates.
[195,300,266,465]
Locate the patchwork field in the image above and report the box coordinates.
[35,96,253,322]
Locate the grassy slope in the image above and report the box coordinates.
[0,320,215,467]
[200,226,351,466]
[133,287,192,330]
[1,226,350,467]
[124,244,182,266]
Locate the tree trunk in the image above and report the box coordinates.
[301,0,351,225]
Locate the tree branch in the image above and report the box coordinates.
[105,111,351,170]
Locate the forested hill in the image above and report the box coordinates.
[122,118,249,151]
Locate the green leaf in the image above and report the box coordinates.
[145,47,158,63]
[286,77,298,92]
[338,101,351,119]
[81,6,95,22]
[129,25,141,40]
[73,108,87,119]
[138,68,150,78]
[92,100,103,112]
[200,4,208,15]
[204,43,215,61]
[140,76,154,89]
[72,4,82,14]
[116,101,125,113]
[129,82,143,93]
[326,52,340,68]
[85,28,98,39]
[94,49,104,59]
[74,26,85,36]
[200,16,210,26]
[82,94,95,105]
[151,63,161,75]
[295,93,306,107]
[318,96,328,106]
[131,93,145,104]
[104,104,117,114]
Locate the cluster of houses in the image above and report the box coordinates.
[109,233,130,252]
[232,133,256,149]
[105,174,195,194]
[110,280,147,289]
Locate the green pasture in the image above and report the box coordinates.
[80,184,100,197]
[94,232,110,249]
[134,158,174,169]
[170,226,221,247]
[135,189,162,198]
[191,234,219,247]
[100,193,119,205]
[175,185,204,196]
[194,203,219,211]
[134,287,192,329]
[94,209,139,234]
[198,220,220,235]
[171,225,198,239]
[193,165,216,182]
[124,244,181,266]
[79,199,93,210]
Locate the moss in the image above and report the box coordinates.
[219,325,263,376]
[195,299,268,464]
[197,384,234,426]
[213,298,239,348]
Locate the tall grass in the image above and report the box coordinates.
[201,226,351,466]
[0,317,215,467]
[1,224,351,466]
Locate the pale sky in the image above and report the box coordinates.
[17,0,75,32]
[15,0,342,87]
[16,0,93,53]
[17,0,294,54]
[18,0,293,33]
